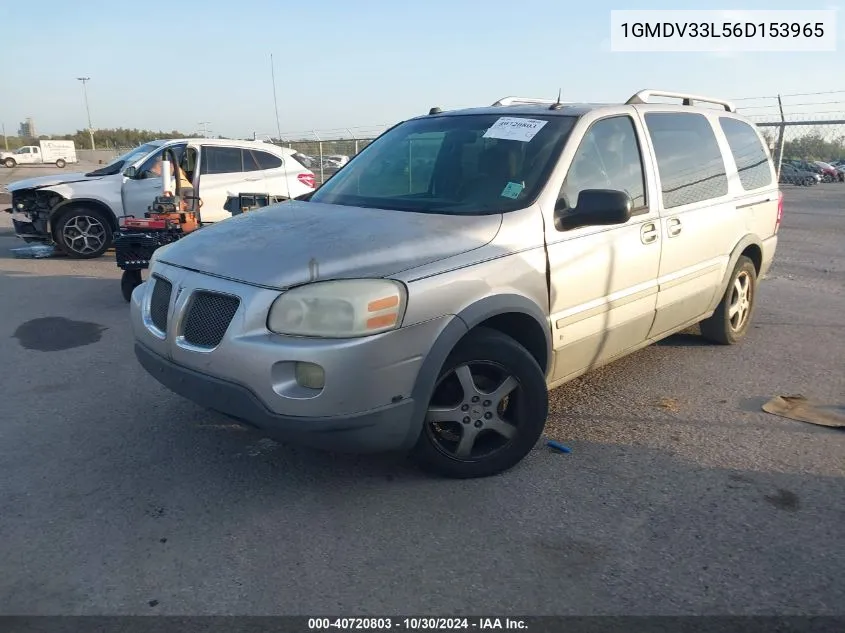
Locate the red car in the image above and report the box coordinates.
[813,161,843,182]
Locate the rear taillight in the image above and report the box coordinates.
[775,190,784,233]
[298,173,316,189]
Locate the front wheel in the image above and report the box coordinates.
[54,208,113,259]
[411,327,549,479]
[700,256,758,345]
[3,158,15,168]
[56,159,66,168]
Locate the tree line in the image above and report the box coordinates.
[2,128,205,151]
[759,129,845,162]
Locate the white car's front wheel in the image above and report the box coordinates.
[55,208,113,259]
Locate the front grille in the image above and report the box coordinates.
[149,276,172,333]
[182,291,240,348]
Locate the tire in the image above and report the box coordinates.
[410,327,548,479]
[121,269,143,302]
[4,157,15,168]
[54,207,113,259]
[700,256,758,345]
[56,159,66,168]
[803,177,813,186]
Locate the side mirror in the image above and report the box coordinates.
[554,189,633,232]
[123,166,137,179]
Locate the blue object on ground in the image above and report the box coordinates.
[546,440,572,453]
[11,244,56,259]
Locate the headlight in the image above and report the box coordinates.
[267,279,407,338]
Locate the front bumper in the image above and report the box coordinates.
[11,217,50,241]
[130,261,452,453]
[135,342,417,453]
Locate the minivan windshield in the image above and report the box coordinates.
[310,113,576,214]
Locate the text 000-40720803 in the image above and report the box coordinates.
[307,617,529,630]
[610,10,837,52]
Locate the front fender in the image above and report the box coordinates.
[50,197,120,232]
[401,294,551,451]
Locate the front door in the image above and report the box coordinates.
[547,113,662,382]
[121,144,194,218]
[17,147,36,164]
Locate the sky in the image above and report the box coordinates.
[1,0,843,140]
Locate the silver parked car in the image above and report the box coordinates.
[130,89,782,478]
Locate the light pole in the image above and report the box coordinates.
[76,77,96,151]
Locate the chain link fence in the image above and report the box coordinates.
[45,100,845,189]
[738,95,845,187]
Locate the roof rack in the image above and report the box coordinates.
[491,96,559,107]
[625,89,736,112]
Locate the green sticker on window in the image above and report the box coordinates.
[500,181,524,199]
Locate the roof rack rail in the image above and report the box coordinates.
[492,96,558,107]
[625,89,736,112]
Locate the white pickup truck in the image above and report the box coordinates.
[1,140,78,168]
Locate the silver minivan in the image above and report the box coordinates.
[130,89,782,478]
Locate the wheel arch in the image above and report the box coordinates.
[708,235,764,313]
[403,294,552,451]
[50,198,119,238]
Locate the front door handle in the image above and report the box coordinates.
[667,217,682,237]
[640,222,658,244]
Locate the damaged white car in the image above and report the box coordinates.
[3,139,316,259]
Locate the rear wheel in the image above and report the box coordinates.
[3,157,15,168]
[54,207,113,259]
[411,327,548,479]
[56,159,66,168]
[700,256,757,345]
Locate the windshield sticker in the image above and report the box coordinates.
[500,181,525,199]
[483,117,548,142]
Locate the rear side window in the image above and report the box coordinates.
[719,118,773,190]
[243,150,262,172]
[645,112,728,209]
[254,150,284,170]
[200,146,243,174]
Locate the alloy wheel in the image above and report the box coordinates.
[62,215,107,256]
[425,361,522,461]
[728,271,752,331]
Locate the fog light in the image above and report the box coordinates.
[295,362,325,389]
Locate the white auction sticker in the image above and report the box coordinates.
[610,10,837,52]
[483,117,548,142]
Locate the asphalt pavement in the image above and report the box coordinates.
[0,178,843,616]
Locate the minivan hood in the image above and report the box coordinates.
[6,172,102,192]
[158,201,502,289]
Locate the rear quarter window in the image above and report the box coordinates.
[254,150,284,170]
[718,118,773,190]
[644,112,729,209]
